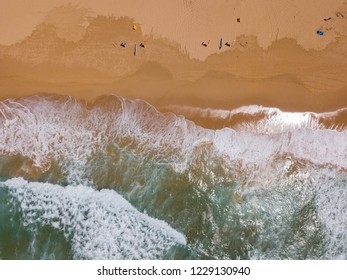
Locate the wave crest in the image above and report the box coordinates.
[163,105,347,133]
[0,178,186,259]
[0,94,346,186]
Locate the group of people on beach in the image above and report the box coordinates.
[113,37,240,57]
[112,10,346,57]
[112,23,146,56]
[201,38,235,49]
[114,24,246,56]
[113,40,146,56]
[117,41,145,49]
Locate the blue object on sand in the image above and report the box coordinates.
[317,31,324,36]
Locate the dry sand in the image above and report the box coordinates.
[0,0,346,126]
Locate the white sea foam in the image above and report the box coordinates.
[212,127,347,174]
[163,104,267,119]
[0,177,186,259]
[163,104,347,133]
[0,95,346,185]
[233,159,347,260]
[314,171,347,259]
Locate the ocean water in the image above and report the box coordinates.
[0,94,346,260]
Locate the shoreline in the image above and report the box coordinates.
[1,33,346,114]
[1,92,347,131]
[0,2,346,119]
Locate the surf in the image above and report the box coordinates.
[0,178,186,259]
[162,104,347,132]
[0,94,346,259]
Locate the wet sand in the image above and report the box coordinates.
[0,0,346,125]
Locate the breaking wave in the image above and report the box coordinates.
[163,104,347,133]
[0,178,185,259]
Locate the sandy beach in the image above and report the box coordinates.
[0,0,346,124]
[1,1,347,262]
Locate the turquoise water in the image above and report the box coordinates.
[0,95,346,259]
